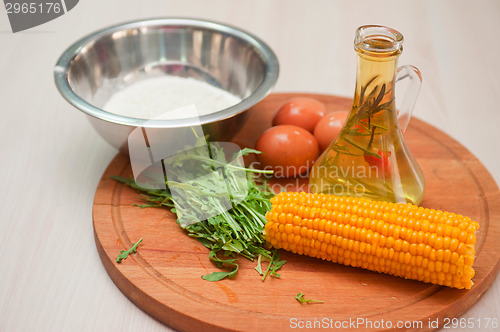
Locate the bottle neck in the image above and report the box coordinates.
[353,52,399,115]
[352,25,403,114]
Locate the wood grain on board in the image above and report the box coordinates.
[93,93,500,332]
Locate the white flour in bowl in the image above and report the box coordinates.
[103,76,241,120]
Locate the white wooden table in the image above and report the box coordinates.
[1,1,498,331]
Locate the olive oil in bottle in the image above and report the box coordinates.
[309,25,425,204]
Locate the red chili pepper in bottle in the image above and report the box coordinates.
[364,149,392,176]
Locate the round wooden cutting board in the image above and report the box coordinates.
[93,93,500,332]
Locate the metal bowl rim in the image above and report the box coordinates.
[54,17,279,128]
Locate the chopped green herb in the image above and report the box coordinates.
[262,250,287,281]
[201,251,239,281]
[116,238,143,263]
[112,141,285,281]
[295,293,324,304]
[254,254,266,276]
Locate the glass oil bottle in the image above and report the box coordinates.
[309,25,425,204]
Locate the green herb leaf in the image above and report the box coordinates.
[116,238,143,263]
[132,203,161,208]
[341,136,382,158]
[208,249,237,267]
[201,269,238,281]
[201,250,239,281]
[370,123,388,131]
[295,293,324,304]
[270,252,287,278]
[373,83,386,108]
[262,249,287,281]
[359,75,378,106]
[254,254,266,275]
[239,148,262,156]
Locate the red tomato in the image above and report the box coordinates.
[272,97,327,132]
[313,111,349,151]
[255,125,319,177]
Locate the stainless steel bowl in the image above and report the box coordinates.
[54,18,279,152]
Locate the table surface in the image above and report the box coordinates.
[1,1,499,331]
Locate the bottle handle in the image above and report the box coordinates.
[395,65,422,134]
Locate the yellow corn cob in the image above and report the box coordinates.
[264,192,479,289]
